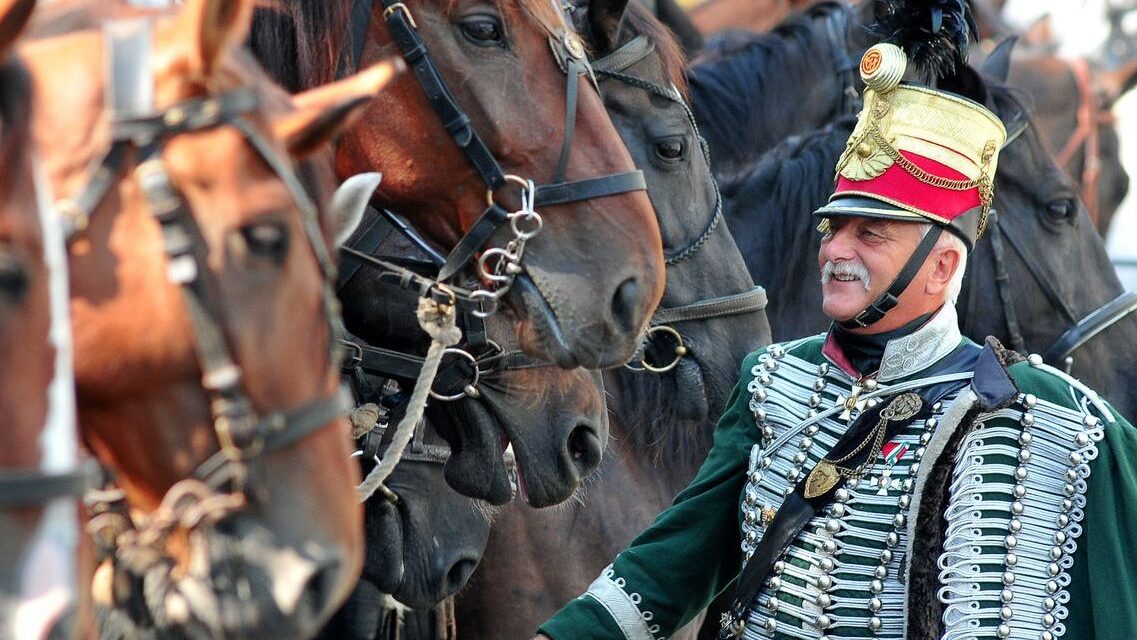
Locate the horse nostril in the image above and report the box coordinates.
[610,277,641,335]
[566,423,603,475]
[443,558,478,598]
[296,555,345,621]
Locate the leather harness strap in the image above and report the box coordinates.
[340,0,647,294]
[1054,58,1111,228]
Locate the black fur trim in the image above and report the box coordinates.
[906,403,984,639]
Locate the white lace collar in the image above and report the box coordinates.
[876,303,963,382]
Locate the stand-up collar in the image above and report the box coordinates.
[822,304,963,382]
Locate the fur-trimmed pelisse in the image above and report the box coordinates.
[864,0,977,81]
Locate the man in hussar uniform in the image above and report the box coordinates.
[532,2,1137,639]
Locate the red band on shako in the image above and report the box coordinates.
[833,151,982,221]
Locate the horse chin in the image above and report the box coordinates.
[478,376,606,508]
[673,356,711,424]
[434,401,515,506]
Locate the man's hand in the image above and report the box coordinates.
[531,635,552,640]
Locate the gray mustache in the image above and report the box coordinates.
[820,260,871,291]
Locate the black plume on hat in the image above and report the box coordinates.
[865,0,978,82]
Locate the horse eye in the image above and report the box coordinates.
[240,221,290,263]
[460,16,504,45]
[1046,198,1078,223]
[0,254,28,303]
[655,136,687,162]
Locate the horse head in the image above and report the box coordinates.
[339,215,608,509]
[22,0,399,635]
[318,0,665,369]
[0,1,87,638]
[574,0,770,464]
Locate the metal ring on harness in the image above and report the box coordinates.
[486,174,534,208]
[428,347,481,401]
[634,325,689,373]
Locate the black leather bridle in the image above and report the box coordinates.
[968,118,1137,370]
[590,35,769,373]
[338,0,649,315]
[57,20,346,505]
[0,464,95,507]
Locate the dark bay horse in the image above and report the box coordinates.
[332,217,607,603]
[338,210,608,508]
[456,4,771,638]
[22,0,400,636]
[0,2,88,637]
[675,2,1137,418]
[251,0,667,370]
[720,55,1137,420]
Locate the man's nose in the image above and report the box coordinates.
[821,226,856,262]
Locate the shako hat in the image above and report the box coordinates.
[815,0,1006,330]
[815,42,1007,250]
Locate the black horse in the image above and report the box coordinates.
[457,3,771,638]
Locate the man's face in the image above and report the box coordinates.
[818,216,925,324]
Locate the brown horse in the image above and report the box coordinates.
[250,0,666,371]
[21,0,398,637]
[0,1,89,638]
[1006,53,1137,235]
[456,3,771,638]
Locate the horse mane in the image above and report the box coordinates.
[0,59,31,195]
[616,1,688,96]
[687,1,855,173]
[251,0,567,93]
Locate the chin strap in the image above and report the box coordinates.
[839,225,945,330]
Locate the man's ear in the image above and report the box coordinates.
[926,246,963,297]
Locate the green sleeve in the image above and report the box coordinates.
[538,351,763,640]
[1063,404,1137,640]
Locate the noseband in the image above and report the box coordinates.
[57,20,346,623]
[338,0,648,315]
[590,35,768,374]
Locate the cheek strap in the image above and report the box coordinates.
[838,224,945,330]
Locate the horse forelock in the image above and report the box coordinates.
[617,2,688,96]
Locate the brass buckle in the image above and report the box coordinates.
[383,2,418,29]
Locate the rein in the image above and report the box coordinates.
[592,35,769,373]
[1054,57,1111,228]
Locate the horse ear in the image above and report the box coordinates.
[177,0,255,80]
[587,0,630,54]
[979,36,1018,84]
[0,0,35,57]
[274,59,403,158]
[331,173,382,246]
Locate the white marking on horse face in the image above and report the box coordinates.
[33,157,78,475]
[11,161,82,640]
